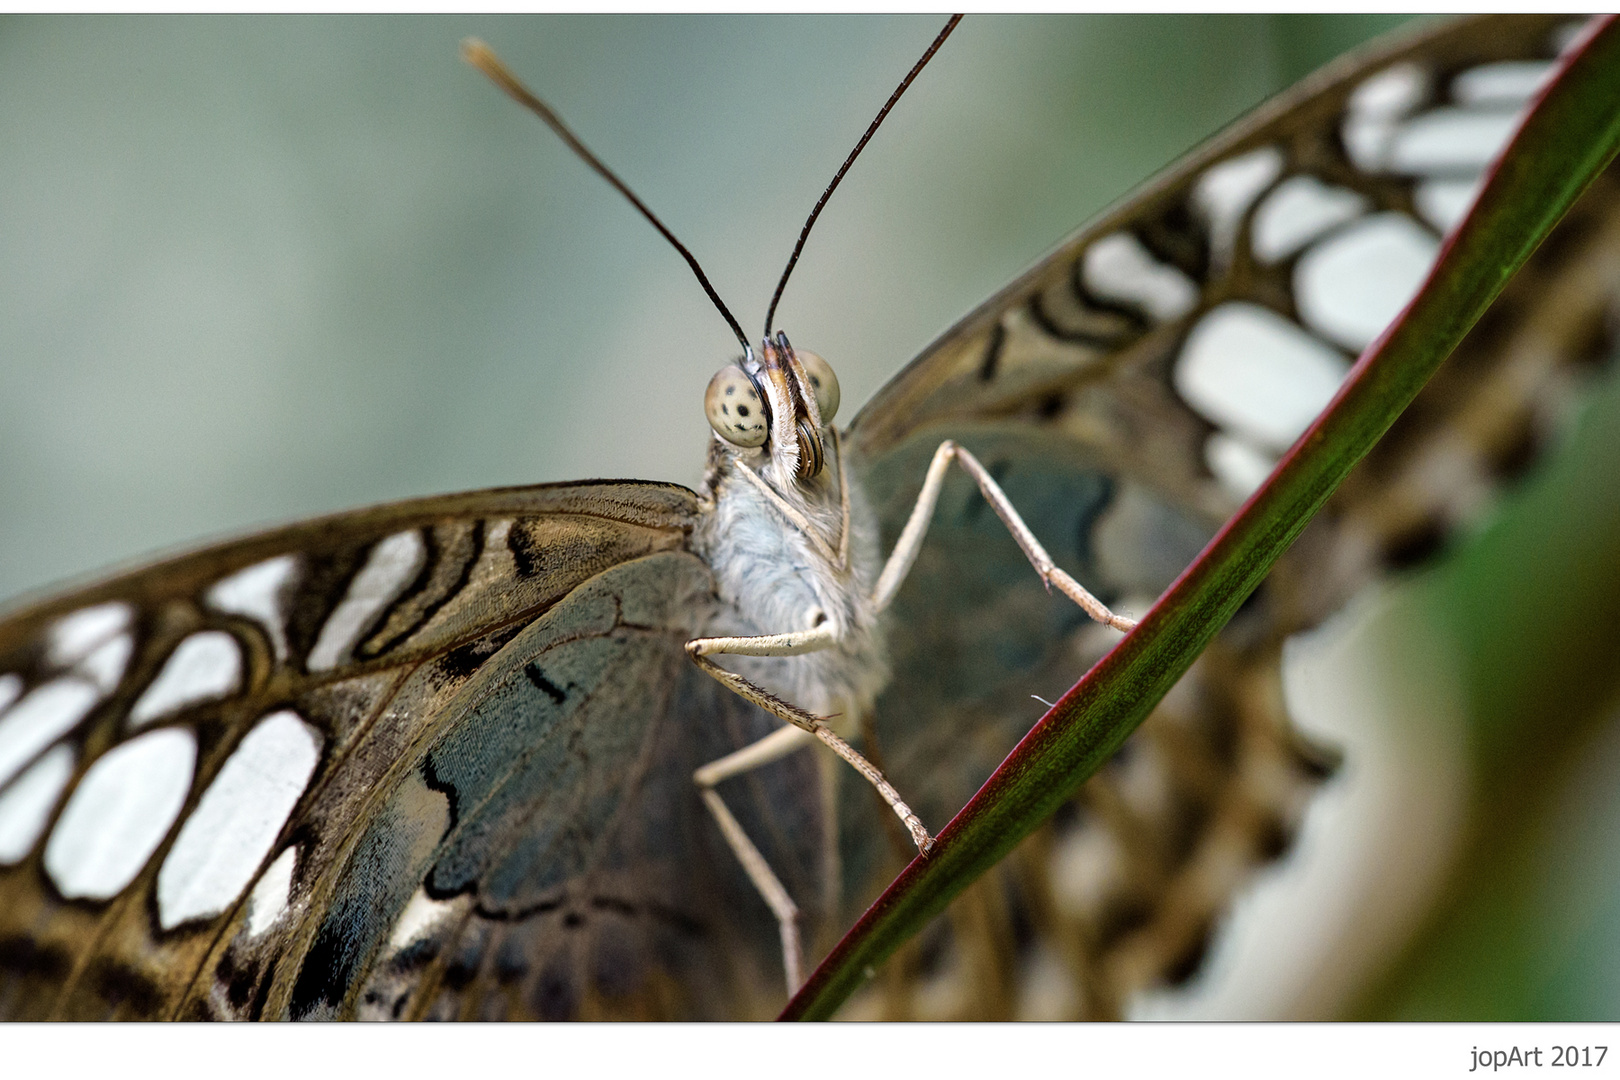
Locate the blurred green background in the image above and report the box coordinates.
[1,15,1616,1019]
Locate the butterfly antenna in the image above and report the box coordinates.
[762,14,962,339]
[462,38,753,359]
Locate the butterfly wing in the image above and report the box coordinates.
[2,16,1610,1025]
[0,481,825,1019]
[841,14,1620,1018]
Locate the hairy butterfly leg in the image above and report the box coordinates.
[685,625,928,851]
[686,624,931,991]
[871,439,1138,631]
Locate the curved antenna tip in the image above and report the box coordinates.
[460,38,495,72]
[463,37,753,356]
[462,38,527,107]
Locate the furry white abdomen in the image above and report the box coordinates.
[692,443,889,728]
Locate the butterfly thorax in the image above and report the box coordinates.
[694,426,888,727]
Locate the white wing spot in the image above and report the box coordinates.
[46,602,132,669]
[206,555,300,661]
[1415,176,1485,234]
[1342,62,1430,172]
[246,846,298,937]
[1175,302,1350,453]
[1296,212,1439,352]
[128,631,242,728]
[1205,432,1279,502]
[1111,737,1175,824]
[1252,175,1367,264]
[76,634,134,695]
[157,710,321,930]
[1553,18,1596,55]
[389,888,457,949]
[1349,61,1430,119]
[1194,146,1283,266]
[1082,233,1198,323]
[0,674,21,716]
[1389,107,1523,176]
[1452,61,1554,108]
[0,744,76,865]
[45,727,196,900]
[1015,945,1082,1022]
[0,678,100,790]
[1049,819,1126,920]
[307,530,427,673]
[1341,118,1392,173]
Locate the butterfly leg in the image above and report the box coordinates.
[686,626,933,991]
[693,723,817,993]
[871,439,1139,631]
[686,628,930,852]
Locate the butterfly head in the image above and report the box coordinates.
[705,333,840,484]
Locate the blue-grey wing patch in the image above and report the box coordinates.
[846,419,1331,1020]
[853,424,1214,830]
[281,552,827,1021]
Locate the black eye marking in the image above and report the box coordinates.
[725,386,735,395]
[737,405,750,417]
[721,404,730,415]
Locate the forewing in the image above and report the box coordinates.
[0,481,820,1019]
[843,15,1620,1018]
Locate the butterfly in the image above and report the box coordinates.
[0,14,1615,1021]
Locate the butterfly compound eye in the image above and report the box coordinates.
[705,365,769,447]
[795,350,840,424]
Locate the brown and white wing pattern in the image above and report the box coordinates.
[842,15,1620,1019]
[0,481,822,1019]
